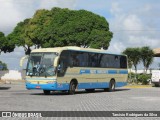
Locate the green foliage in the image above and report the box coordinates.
[128,73,151,85]
[123,46,154,73]
[0,32,6,53]
[8,7,113,55]
[123,46,154,76]
[0,60,8,70]
[140,46,154,73]
[137,74,151,85]
[0,32,14,54]
[128,72,135,83]
[7,19,32,55]
[123,47,141,69]
[123,47,141,79]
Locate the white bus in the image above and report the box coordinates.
[22,46,128,95]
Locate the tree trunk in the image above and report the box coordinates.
[134,65,137,84]
[24,46,31,55]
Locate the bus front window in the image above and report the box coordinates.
[26,52,58,77]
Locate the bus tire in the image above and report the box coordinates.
[104,88,108,92]
[68,81,76,95]
[43,90,51,95]
[108,80,115,92]
[85,89,95,92]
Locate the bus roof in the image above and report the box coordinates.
[31,46,126,56]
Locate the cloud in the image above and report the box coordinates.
[0,0,25,34]
[110,2,122,16]
[123,15,143,31]
[109,1,160,50]
[108,1,160,69]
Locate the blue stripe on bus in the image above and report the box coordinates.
[79,69,128,74]
[119,70,128,74]
[78,82,127,89]
[108,70,118,74]
[78,82,109,89]
[26,78,57,80]
[26,82,127,91]
[80,69,90,74]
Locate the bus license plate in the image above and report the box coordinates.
[36,86,41,89]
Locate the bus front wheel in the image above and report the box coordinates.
[108,80,115,92]
[68,81,76,95]
[43,90,51,95]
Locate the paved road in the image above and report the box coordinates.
[0,83,160,119]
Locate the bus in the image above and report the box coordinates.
[21,46,128,95]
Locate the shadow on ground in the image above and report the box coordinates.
[30,88,130,96]
[0,87,11,90]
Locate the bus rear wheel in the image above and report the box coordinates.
[43,90,51,95]
[108,80,115,92]
[68,81,76,95]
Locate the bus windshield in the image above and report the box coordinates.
[26,52,58,77]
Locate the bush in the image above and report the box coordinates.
[138,74,151,85]
[0,61,8,70]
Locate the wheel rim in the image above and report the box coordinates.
[110,81,115,91]
[72,84,75,92]
[70,82,76,94]
[111,82,115,90]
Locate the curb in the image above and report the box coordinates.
[0,80,25,84]
[124,85,152,88]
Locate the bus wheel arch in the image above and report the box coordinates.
[108,79,116,92]
[68,79,78,95]
[43,90,51,95]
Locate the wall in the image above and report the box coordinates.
[0,70,26,81]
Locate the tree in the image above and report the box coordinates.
[9,7,112,55]
[0,32,6,54]
[123,47,141,83]
[25,9,51,49]
[0,60,8,70]
[7,19,33,55]
[41,8,113,49]
[140,46,154,73]
[0,32,14,54]
[123,48,133,81]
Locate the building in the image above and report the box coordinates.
[153,48,160,57]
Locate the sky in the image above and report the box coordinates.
[0,0,160,70]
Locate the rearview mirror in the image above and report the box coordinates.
[54,56,59,67]
[20,55,29,67]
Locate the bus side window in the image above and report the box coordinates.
[99,54,108,68]
[88,53,98,67]
[114,55,120,68]
[58,50,69,77]
[70,51,80,67]
[120,56,127,68]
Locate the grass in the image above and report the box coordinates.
[124,84,152,88]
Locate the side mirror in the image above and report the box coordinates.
[20,55,29,67]
[54,56,59,67]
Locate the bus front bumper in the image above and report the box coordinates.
[26,82,69,91]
